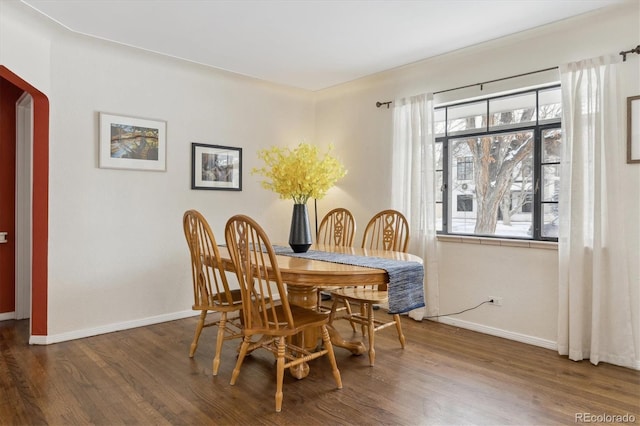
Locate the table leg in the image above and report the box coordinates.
[287,284,366,355]
[325,324,366,355]
[285,284,317,379]
[286,284,320,348]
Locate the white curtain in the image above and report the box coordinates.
[558,55,637,368]
[392,93,439,319]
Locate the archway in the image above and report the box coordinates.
[0,65,49,338]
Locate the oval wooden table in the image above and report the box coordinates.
[216,243,423,378]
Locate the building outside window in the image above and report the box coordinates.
[434,85,561,240]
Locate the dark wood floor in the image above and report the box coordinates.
[1,310,638,425]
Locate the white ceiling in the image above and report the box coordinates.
[21,0,625,91]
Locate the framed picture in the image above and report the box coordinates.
[628,95,640,164]
[191,143,242,190]
[99,113,167,171]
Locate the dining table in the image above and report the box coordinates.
[215,243,424,378]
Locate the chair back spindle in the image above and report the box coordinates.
[184,210,235,308]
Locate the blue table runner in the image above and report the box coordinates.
[272,246,425,314]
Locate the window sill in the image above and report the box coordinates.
[437,234,558,250]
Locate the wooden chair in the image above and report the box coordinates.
[360,208,410,254]
[329,209,409,366]
[315,208,357,320]
[224,214,342,412]
[316,207,356,247]
[183,210,243,376]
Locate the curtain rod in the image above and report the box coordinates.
[620,44,640,62]
[432,66,558,96]
[375,43,640,108]
[376,66,558,108]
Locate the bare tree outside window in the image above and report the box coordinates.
[436,86,561,240]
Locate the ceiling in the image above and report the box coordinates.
[21,0,625,91]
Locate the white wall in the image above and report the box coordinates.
[1,1,316,339]
[314,1,640,355]
[45,35,316,338]
[0,0,53,92]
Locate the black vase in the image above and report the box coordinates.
[289,203,312,253]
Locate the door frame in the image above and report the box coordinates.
[15,92,32,320]
[0,65,49,340]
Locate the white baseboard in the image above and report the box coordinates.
[0,312,15,321]
[29,310,198,345]
[434,315,557,351]
[435,316,640,371]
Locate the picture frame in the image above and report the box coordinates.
[99,112,167,171]
[628,95,640,164]
[191,143,242,190]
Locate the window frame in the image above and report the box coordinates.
[435,85,561,242]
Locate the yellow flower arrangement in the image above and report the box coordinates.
[253,143,346,204]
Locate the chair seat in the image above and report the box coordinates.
[192,288,243,312]
[288,305,330,327]
[317,286,349,310]
[256,304,329,336]
[330,287,388,304]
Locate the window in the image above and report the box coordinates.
[435,85,561,241]
[456,156,473,180]
[435,142,444,232]
[457,194,473,212]
[540,128,561,238]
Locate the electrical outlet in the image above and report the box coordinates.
[489,297,503,306]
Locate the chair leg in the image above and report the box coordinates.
[320,325,343,390]
[360,303,367,337]
[344,300,356,332]
[275,337,286,412]
[230,336,250,386]
[212,312,227,376]
[366,303,376,366]
[190,310,207,357]
[328,296,340,325]
[393,314,406,348]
